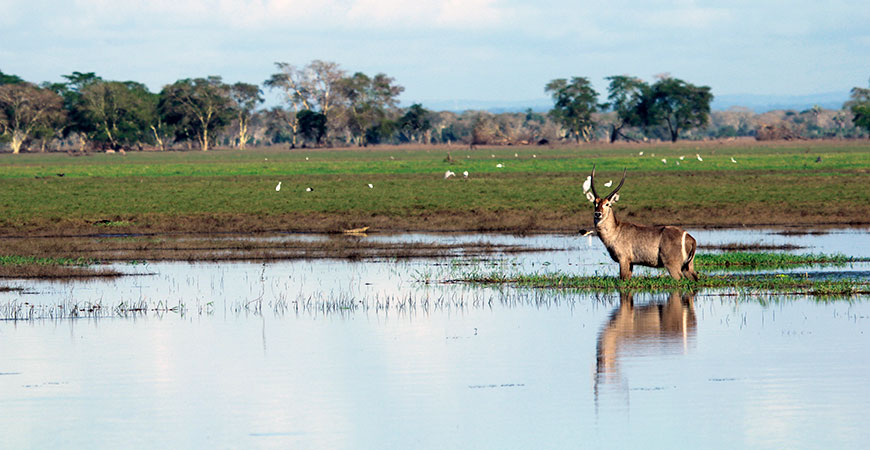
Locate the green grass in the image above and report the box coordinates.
[0,141,868,234]
[459,272,869,295]
[0,255,95,266]
[695,252,864,269]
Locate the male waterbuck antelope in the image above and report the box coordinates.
[584,166,699,281]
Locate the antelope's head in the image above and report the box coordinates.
[585,165,626,226]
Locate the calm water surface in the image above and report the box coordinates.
[1,228,869,449]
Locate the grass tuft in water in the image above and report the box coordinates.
[0,254,120,278]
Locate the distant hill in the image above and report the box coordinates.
[411,91,852,115]
[409,98,551,114]
[711,92,850,113]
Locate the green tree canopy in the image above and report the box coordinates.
[76,80,156,150]
[643,77,713,142]
[339,72,404,146]
[545,77,599,142]
[0,70,25,85]
[603,75,647,142]
[297,109,327,146]
[159,76,232,151]
[398,103,432,143]
[846,78,870,136]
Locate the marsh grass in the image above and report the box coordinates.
[0,254,121,278]
[455,272,869,296]
[694,252,865,269]
[699,242,806,251]
[0,298,190,321]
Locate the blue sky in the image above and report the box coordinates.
[2,0,868,106]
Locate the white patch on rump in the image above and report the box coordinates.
[681,231,688,262]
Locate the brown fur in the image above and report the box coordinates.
[589,174,699,281]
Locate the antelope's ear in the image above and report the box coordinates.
[585,191,595,203]
[611,193,620,203]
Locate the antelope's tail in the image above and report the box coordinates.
[682,231,697,267]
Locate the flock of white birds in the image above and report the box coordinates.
[274,150,739,193]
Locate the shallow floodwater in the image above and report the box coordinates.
[1,228,869,449]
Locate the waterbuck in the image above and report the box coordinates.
[584,166,699,281]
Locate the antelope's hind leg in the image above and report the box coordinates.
[683,259,699,281]
[619,261,633,280]
[665,263,683,280]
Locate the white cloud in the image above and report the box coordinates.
[64,0,512,30]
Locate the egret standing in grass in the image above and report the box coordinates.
[604,180,613,187]
[444,170,456,179]
[696,154,703,161]
[731,157,737,163]
[463,171,469,179]
[275,182,282,192]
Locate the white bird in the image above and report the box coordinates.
[367,183,373,189]
[639,151,644,156]
[676,161,680,166]
[661,158,667,164]
[532,154,537,158]
[679,155,685,160]
[604,180,613,187]
[463,170,469,178]
[275,182,282,191]
[305,157,309,161]
[582,175,592,193]
[305,187,313,192]
[444,170,455,179]
[491,154,495,158]
[731,157,737,163]
[696,153,703,161]
[514,153,519,157]
[496,163,504,168]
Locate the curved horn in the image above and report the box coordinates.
[589,164,600,199]
[606,168,627,199]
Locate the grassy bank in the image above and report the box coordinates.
[1,140,868,235]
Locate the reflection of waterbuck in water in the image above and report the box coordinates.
[595,290,697,386]
[585,166,699,281]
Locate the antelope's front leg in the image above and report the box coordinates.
[619,260,633,280]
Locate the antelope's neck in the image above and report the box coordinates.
[595,211,620,243]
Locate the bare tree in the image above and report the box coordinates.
[0,83,64,153]
[265,60,347,144]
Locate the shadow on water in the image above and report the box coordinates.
[595,289,697,411]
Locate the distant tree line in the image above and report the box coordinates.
[1,65,869,153]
